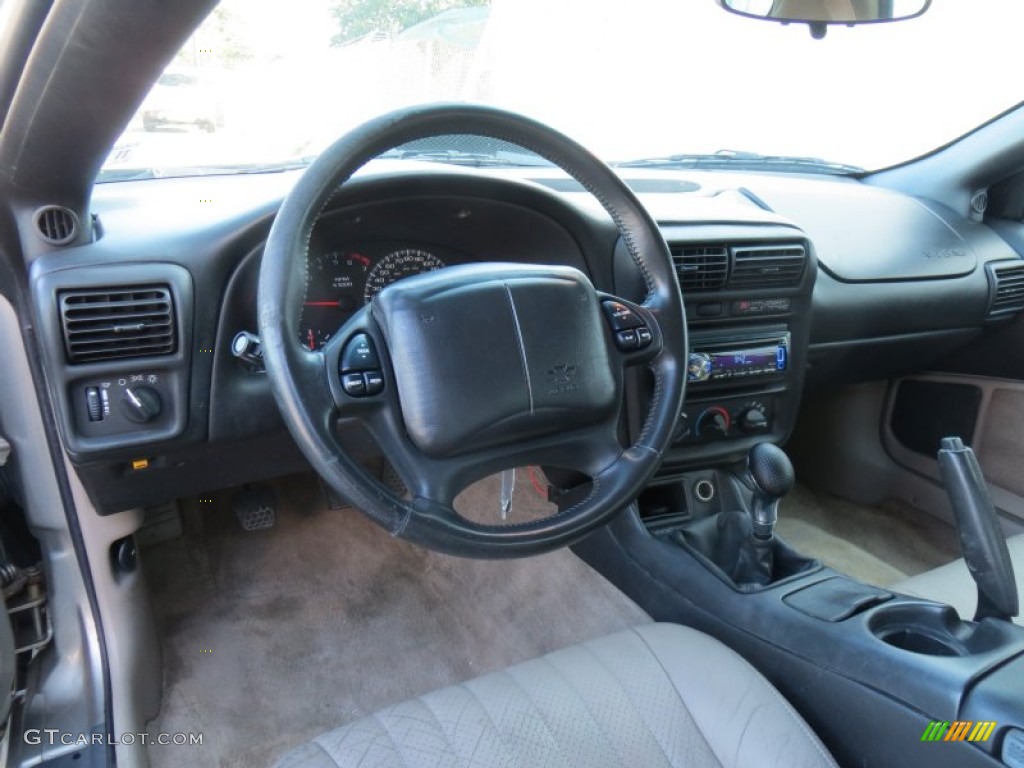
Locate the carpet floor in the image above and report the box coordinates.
[142,472,650,768]
[777,483,960,586]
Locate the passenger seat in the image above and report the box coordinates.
[890,535,1024,627]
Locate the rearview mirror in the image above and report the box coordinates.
[718,0,931,38]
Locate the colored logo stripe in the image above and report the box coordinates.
[945,721,973,741]
[969,722,997,742]
[920,720,996,742]
[921,722,949,741]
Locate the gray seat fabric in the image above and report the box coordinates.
[276,623,836,768]
[891,533,1024,626]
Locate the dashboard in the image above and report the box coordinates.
[24,164,1024,513]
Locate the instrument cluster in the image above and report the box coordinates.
[299,242,462,350]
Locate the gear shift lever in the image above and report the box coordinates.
[723,443,796,587]
[748,443,795,540]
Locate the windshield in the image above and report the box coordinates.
[100,0,1024,180]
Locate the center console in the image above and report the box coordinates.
[614,222,817,474]
[574,436,1024,768]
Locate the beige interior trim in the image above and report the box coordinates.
[881,372,1024,527]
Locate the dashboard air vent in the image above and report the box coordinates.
[671,245,729,291]
[730,245,806,288]
[59,286,176,363]
[987,261,1024,316]
[34,206,79,246]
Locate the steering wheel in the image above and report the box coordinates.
[258,104,687,558]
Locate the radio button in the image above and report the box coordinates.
[687,352,713,382]
[776,345,788,371]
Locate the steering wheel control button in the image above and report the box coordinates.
[602,300,643,331]
[340,333,380,372]
[363,371,385,396]
[339,334,385,398]
[341,372,368,397]
[637,327,653,347]
[615,329,640,350]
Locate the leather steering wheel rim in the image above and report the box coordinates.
[258,103,687,558]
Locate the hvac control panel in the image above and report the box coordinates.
[675,395,776,445]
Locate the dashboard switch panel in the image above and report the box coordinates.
[73,371,177,439]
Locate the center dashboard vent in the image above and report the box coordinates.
[671,245,729,291]
[58,285,176,364]
[669,242,807,292]
[987,261,1024,315]
[731,245,806,287]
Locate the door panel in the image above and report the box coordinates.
[884,373,1024,525]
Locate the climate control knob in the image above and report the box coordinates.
[120,386,162,424]
[739,404,769,433]
[697,406,730,439]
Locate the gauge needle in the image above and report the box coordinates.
[307,329,315,350]
[303,301,340,307]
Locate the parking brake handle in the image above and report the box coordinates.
[938,436,1019,622]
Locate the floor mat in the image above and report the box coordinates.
[143,472,650,768]
[776,484,960,586]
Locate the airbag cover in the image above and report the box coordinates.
[373,263,616,457]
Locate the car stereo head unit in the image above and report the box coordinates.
[687,331,790,385]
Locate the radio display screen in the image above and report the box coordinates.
[710,346,781,373]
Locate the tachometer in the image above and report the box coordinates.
[299,250,369,349]
[363,249,446,302]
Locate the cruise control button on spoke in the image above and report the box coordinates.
[342,372,367,397]
[364,370,384,396]
[637,326,652,347]
[602,300,643,331]
[615,329,640,350]
[340,333,380,372]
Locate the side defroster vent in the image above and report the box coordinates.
[730,245,806,288]
[59,286,176,363]
[987,261,1024,316]
[34,206,79,246]
[670,245,729,291]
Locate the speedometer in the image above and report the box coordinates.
[363,249,446,302]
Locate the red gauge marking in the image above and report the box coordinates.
[303,300,340,307]
[307,329,315,350]
[351,253,370,266]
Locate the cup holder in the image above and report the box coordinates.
[875,626,966,657]
[869,602,1004,657]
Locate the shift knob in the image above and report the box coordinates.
[748,443,795,499]
[747,443,794,540]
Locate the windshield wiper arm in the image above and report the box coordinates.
[612,149,863,175]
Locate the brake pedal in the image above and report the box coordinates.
[232,486,276,531]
